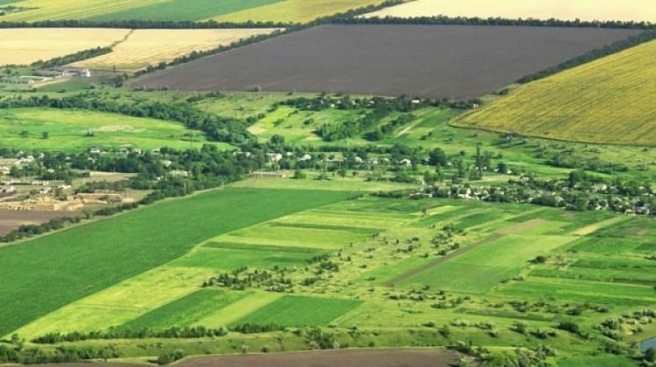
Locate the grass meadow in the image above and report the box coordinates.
[0,108,226,151]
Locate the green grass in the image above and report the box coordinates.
[118,289,246,331]
[557,355,637,367]
[0,108,226,151]
[401,234,575,293]
[88,0,283,22]
[232,295,363,327]
[172,243,324,270]
[0,187,352,336]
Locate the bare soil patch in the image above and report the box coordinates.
[0,209,77,236]
[132,24,640,99]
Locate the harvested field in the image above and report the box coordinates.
[0,28,129,66]
[132,25,640,99]
[72,28,280,72]
[0,209,77,236]
[178,349,459,367]
[363,0,656,23]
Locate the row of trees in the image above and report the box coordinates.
[32,47,111,68]
[342,14,655,29]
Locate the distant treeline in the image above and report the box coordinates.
[341,15,655,30]
[32,326,229,344]
[32,46,111,68]
[32,324,286,344]
[517,29,656,83]
[0,19,288,29]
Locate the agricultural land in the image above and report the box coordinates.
[71,29,281,72]
[132,25,640,99]
[455,39,656,146]
[0,28,129,66]
[0,3,655,367]
[0,0,386,23]
[363,0,656,23]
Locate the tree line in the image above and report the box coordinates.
[340,14,655,30]
[31,47,111,69]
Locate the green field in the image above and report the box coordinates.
[0,108,226,151]
[119,289,247,331]
[88,0,283,22]
[456,40,656,146]
[0,187,352,336]
[232,295,363,327]
[216,0,387,23]
[2,0,386,23]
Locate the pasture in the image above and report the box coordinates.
[0,28,128,66]
[0,108,224,151]
[72,28,279,72]
[132,25,639,99]
[455,40,656,146]
[363,0,656,23]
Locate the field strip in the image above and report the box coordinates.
[386,233,504,286]
[388,215,574,287]
[497,219,549,235]
[14,266,214,339]
[569,215,632,236]
[192,291,281,327]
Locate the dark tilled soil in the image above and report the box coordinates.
[132,24,640,99]
[0,209,77,236]
[177,349,459,367]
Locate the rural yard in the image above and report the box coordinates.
[132,24,640,99]
[0,1,655,367]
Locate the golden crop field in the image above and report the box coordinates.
[0,28,130,66]
[0,0,157,21]
[454,40,656,146]
[72,28,279,72]
[216,0,386,24]
[363,0,656,22]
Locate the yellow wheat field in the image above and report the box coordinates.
[455,40,656,146]
[72,28,279,72]
[0,0,163,22]
[364,0,656,23]
[217,0,386,24]
[0,28,130,66]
